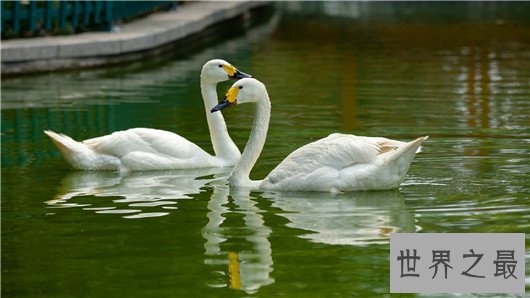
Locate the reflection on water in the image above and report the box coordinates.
[1,14,280,112]
[2,2,530,297]
[47,168,418,293]
[202,187,274,293]
[449,45,529,135]
[48,168,231,219]
[49,170,276,293]
[263,191,416,246]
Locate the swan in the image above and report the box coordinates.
[211,78,428,192]
[45,59,250,171]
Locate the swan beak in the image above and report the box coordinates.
[211,100,234,112]
[211,86,238,112]
[223,64,251,79]
[231,69,252,79]
[211,85,238,112]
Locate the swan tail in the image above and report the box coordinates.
[44,130,111,170]
[381,136,429,170]
[384,136,428,163]
[44,130,81,155]
[368,136,428,189]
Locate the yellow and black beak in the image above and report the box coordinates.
[211,86,238,112]
[211,100,233,112]
[223,65,251,80]
[231,69,251,79]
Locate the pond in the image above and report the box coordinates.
[2,2,529,297]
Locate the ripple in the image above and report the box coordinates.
[48,203,91,208]
[82,207,116,211]
[416,205,527,214]
[129,201,178,207]
[95,209,142,214]
[43,169,231,218]
[122,212,170,219]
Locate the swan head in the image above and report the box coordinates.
[201,59,251,83]
[211,78,267,112]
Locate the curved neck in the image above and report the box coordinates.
[200,78,241,161]
[230,96,271,188]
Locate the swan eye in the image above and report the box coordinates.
[238,86,243,89]
[218,64,223,68]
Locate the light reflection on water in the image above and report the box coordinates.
[202,187,274,294]
[46,168,232,218]
[2,1,530,297]
[263,190,416,246]
[46,169,411,293]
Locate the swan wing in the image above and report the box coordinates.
[83,128,210,160]
[264,134,380,181]
[262,134,406,191]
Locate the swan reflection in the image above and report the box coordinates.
[202,185,274,294]
[262,190,416,246]
[48,170,413,293]
[47,168,231,218]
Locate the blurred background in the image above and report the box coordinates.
[2,1,529,297]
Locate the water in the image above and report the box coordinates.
[2,2,529,296]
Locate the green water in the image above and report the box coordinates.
[2,2,529,297]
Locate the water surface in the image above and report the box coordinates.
[2,2,529,297]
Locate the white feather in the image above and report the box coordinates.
[45,59,245,171]
[216,78,428,192]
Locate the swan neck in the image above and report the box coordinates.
[200,77,240,161]
[230,97,270,188]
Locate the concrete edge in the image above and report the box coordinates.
[1,1,270,74]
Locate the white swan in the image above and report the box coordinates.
[211,78,428,192]
[45,59,250,171]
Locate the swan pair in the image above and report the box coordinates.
[46,60,427,191]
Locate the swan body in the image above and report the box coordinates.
[261,133,427,191]
[45,128,230,170]
[45,59,250,171]
[211,78,428,192]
